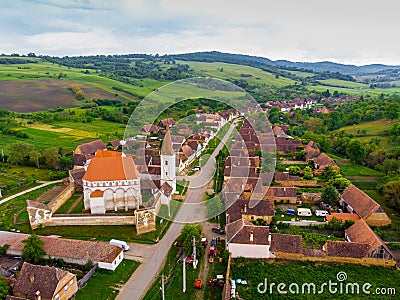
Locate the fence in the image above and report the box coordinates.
[78,263,98,288]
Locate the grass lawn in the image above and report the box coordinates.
[0,183,61,233]
[338,163,384,177]
[230,259,400,299]
[54,194,82,214]
[75,259,140,300]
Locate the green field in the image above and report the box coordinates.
[76,259,140,300]
[336,119,398,137]
[178,60,295,88]
[335,119,398,146]
[230,259,400,299]
[318,78,369,89]
[0,59,163,101]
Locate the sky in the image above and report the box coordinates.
[1,0,400,65]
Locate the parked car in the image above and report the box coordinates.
[201,237,208,247]
[297,208,312,217]
[191,166,201,171]
[109,239,130,251]
[212,227,225,235]
[315,210,329,217]
[211,237,217,246]
[286,209,295,216]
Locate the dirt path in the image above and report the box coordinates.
[66,194,83,214]
[195,221,216,299]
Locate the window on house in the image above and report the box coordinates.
[165,160,168,165]
[70,280,74,287]
[55,294,60,300]
[64,285,68,292]
[166,172,168,176]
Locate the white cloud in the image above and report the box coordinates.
[1,0,400,65]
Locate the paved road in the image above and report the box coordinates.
[0,180,62,205]
[117,124,235,300]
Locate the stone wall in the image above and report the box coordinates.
[47,215,136,226]
[277,180,319,187]
[48,183,75,213]
[273,251,396,268]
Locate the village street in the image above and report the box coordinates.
[116,123,235,300]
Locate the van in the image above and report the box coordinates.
[109,239,130,251]
[315,210,329,217]
[297,208,312,217]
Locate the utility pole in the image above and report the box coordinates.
[161,273,165,300]
[1,149,4,163]
[183,257,186,293]
[193,236,198,269]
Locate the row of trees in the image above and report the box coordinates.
[6,142,72,170]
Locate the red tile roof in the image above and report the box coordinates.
[90,190,104,197]
[13,263,72,299]
[226,219,270,245]
[341,185,380,219]
[326,213,360,223]
[326,241,370,258]
[270,233,303,254]
[0,231,122,264]
[83,155,139,181]
[345,219,382,255]
[161,127,175,156]
[75,140,106,155]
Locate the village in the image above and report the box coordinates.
[0,101,397,300]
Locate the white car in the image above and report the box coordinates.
[315,210,329,217]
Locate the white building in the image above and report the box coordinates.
[160,127,176,195]
[226,219,271,259]
[82,150,141,214]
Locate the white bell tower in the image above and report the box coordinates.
[160,127,176,193]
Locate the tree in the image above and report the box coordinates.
[384,180,400,210]
[0,244,8,257]
[346,139,366,164]
[0,277,9,300]
[321,185,339,206]
[42,147,59,168]
[329,176,351,189]
[289,165,301,176]
[6,142,35,165]
[302,166,313,180]
[22,234,46,264]
[180,224,203,257]
[383,159,399,175]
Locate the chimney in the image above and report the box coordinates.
[244,204,247,213]
[35,290,41,300]
[250,231,254,242]
[30,274,35,283]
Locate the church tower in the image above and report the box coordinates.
[161,127,176,193]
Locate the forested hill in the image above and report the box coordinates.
[170,51,400,75]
